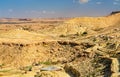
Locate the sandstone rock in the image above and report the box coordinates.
[39,71,70,77]
[111,58,119,73]
[64,64,80,77]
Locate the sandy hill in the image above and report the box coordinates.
[65,13,120,28]
[0,29,53,44]
[51,13,120,35]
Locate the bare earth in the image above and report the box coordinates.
[0,13,120,77]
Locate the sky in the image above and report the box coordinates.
[0,0,120,18]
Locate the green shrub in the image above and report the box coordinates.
[39,61,52,65]
[59,34,66,37]
[38,60,58,65]
[0,64,4,68]
[20,65,32,71]
[34,72,41,77]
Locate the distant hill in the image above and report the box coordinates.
[110,11,120,15]
[51,12,120,35]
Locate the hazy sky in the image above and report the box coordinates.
[0,0,120,18]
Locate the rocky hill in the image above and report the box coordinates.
[49,12,120,36]
[110,11,120,15]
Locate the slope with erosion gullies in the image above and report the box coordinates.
[50,13,120,36]
[0,29,54,67]
[0,29,87,68]
[0,29,95,70]
[0,13,120,77]
[0,13,120,68]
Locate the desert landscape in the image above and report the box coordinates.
[0,11,119,77]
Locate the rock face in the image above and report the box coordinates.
[111,58,119,73]
[38,71,70,77]
[111,58,120,77]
